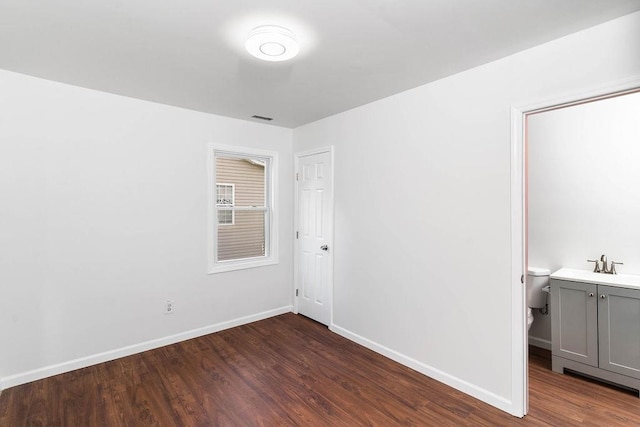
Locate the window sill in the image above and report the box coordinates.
[208,257,278,274]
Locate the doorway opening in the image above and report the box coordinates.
[514,83,640,415]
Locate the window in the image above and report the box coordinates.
[216,183,235,225]
[208,144,278,273]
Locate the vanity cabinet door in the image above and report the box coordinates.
[598,285,640,379]
[551,279,598,367]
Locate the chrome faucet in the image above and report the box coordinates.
[587,254,623,274]
[600,254,609,273]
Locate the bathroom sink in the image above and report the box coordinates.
[551,267,640,290]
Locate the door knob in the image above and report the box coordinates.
[589,292,594,297]
[600,294,606,299]
[320,245,329,251]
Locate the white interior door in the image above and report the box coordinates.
[295,149,333,325]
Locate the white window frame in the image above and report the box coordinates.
[207,143,278,274]
[215,183,235,225]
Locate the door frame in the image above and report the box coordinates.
[510,76,640,416]
[293,146,335,326]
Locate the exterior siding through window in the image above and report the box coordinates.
[215,156,266,261]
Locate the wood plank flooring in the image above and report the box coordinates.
[1,313,640,426]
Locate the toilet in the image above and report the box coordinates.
[526,267,551,330]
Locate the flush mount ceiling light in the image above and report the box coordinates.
[245,25,299,62]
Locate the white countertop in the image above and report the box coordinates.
[551,267,640,290]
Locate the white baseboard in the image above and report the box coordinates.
[528,336,551,350]
[329,323,519,417]
[1,305,292,390]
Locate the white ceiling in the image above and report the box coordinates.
[2,1,640,128]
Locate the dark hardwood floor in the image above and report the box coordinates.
[2,313,640,426]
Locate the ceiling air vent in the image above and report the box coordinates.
[252,115,273,121]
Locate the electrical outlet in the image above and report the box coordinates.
[164,300,174,314]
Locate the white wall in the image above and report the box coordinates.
[0,70,293,388]
[528,91,640,345]
[293,12,640,415]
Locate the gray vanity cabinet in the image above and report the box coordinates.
[550,279,598,366]
[598,285,640,378]
[550,278,640,394]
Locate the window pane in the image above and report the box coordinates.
[217,208,233,225]
[216,156,265,207]
[217,210,266,261]
[215,154,268,262]
[216,185,233,205]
